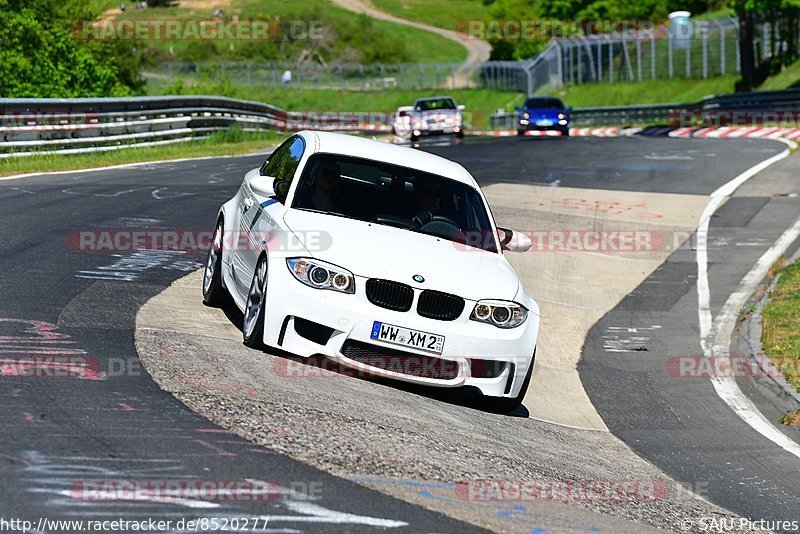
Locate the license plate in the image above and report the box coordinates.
[536,119,553,126]
[370,322,445,354]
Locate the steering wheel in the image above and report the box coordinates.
[428,214,459,228]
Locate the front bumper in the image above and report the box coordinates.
[518,119,569,132]
[262,257,539,398]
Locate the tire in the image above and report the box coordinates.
[487,348,535,413]
[410,133,419,142]
[243,254,268,350]
[561,128,570,137]
[202,217,229,307]
[517,130,526,136]
[456,130,464,139]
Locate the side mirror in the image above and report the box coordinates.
[497,227,532,253]
[515,106,523,112]
[457,104,466,111]
[250,175,276,198]
[567,106,573,112]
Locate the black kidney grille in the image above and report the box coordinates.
[417,290,465,321]
[365,279,414,312]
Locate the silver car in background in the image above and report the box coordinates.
[392,96,465,141]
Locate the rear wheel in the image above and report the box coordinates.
[202,218,228,307]
[487,348,535,413]
[517,130,526,136]
[243,255,268,350]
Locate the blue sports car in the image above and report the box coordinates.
[516,97,571,136]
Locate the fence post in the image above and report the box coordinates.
[585,41,597,81]
[650,34,656,79]
[609,41,614,82]
[735,25,741,72]
[597,41,602,81]
[720,24,726,75]
[703,30,708,78]
[668,37,674,78]
[555,42,563,87]
[622,39,634,80]
[636,38,642,81]
[685,46,691,78]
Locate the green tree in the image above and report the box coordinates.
[0,0,144,97]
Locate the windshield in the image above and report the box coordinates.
[415,98,456,111]
[524,98,565,110]
[291,153,498,253]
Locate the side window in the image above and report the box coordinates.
[259,136,305,201]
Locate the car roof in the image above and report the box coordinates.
[413,96,455,103]
[298,131,476,185]
[524,97,564,106]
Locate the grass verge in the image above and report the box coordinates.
[370,0,491,32]
[106,0,467,64]
[150,85,524,128]
[762,257,800,393]
[539,76,740,107]
[0,129,281,178]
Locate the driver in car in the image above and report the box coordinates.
[411,177,442,226]
[298,158,345,212]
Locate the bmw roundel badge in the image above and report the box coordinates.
[412,274,425,283]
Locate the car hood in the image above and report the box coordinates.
[283,209,520,301]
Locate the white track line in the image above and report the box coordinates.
[695,145,800,458]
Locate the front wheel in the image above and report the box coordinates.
[243,255,268,350]
[487,349,535,413]
[202,218,229,307]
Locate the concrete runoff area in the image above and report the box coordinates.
[135,176,748,532]
[482,184,710,429]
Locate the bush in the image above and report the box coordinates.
[0,0,144,97]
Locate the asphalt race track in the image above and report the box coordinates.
[0,157,473,532]
[1,135,798,532]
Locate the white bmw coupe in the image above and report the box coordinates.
[202,131,539,411]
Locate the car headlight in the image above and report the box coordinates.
[522,112,530,119]
[558,119,568,125]
[558,113,565,119]
[286,258,355,294]
[470,300,527,328]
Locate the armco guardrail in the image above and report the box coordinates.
[491,87,800,128]
[0,96,392,158]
